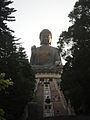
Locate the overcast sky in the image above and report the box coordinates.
[9,0,77,59]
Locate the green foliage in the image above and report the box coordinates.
[0,73,13,91]
[58,0,90,115]
[0,109,6,120]
[0,73,13,120]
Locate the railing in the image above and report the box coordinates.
[35,73,61,78]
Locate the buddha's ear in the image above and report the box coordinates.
[49,34,52,45]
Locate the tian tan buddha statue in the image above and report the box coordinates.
[30,29,62,73]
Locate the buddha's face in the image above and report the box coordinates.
[40,29,52,45]
[40,33,51,45]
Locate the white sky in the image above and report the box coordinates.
[9,0,77,59]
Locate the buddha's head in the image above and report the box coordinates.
[39,29,52,45]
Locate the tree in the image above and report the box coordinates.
[0,0,16,32]
[0,0,17,75]
[0,1,35,120]
[58,0,90,114]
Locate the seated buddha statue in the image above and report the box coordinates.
[30,29,61,72]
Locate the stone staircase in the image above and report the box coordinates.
[35,82,44,119]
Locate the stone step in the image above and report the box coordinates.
[43,116,90,120]
[27,115,90,120]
